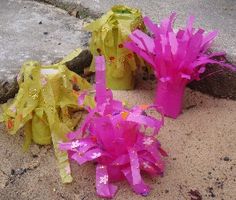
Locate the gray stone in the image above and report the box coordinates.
[37,0,236,63]
[189,64,236,100]
[1,0,236,101]
[0,0,91,103]
[0,78,19,104]
[34,0,100,18]
[64,49,93,74]
[79,0,236,63]
[53,0,236,99]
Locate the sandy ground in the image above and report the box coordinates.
[0,0,235,199]
[0,85,235,200]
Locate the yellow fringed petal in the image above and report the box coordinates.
[23,120,32,152]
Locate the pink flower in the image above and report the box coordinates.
[125,13,235,118]
[125,13,235,84]
[60,56,167,198]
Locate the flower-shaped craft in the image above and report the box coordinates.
[125,13,235,118]
[1,49,92,183]
[85,5,146,90]
[60,56,167,198]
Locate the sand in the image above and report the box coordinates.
[0,86,235,200]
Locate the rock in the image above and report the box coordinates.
[78,0,236,100]
[0,0,92,103]
[189,64,236,100]
[0,78,19,104]
[11,168,26,176]
[65,49,93,75]
[223,156,230,161]
[1,0,235,102]
[188,189,202,200]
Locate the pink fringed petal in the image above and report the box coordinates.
[128,148,142,185]
[124,41,156,67]
[95,56,107,105]
[129,30,155,53]
[122,167,150,196]
[96,165,117,198]
[143,16,160,35]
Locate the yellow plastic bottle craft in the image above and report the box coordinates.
[85,5,145,90]
[0,49,93,183]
